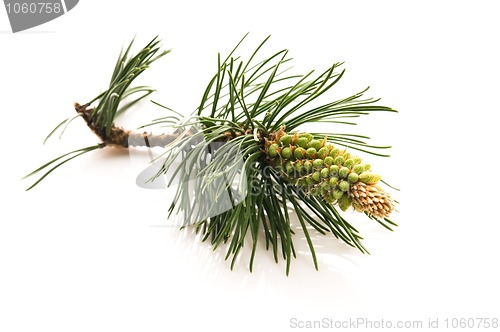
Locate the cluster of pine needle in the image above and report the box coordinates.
[25,35,398,274]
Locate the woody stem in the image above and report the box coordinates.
[74,102,194,148]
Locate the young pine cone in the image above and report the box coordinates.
[265,129,394,219]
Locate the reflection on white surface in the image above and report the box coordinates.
[131,135,248,228]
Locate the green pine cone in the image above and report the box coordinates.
[265,129,394,219]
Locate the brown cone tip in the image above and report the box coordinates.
[349,182,394,219]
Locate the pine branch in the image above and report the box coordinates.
[24,35,399,274]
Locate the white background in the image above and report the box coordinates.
[1,1,499,331]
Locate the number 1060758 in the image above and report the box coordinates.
[5,2,62,14]
[444,318,498,329]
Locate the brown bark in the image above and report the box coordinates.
[74,102,195,148]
